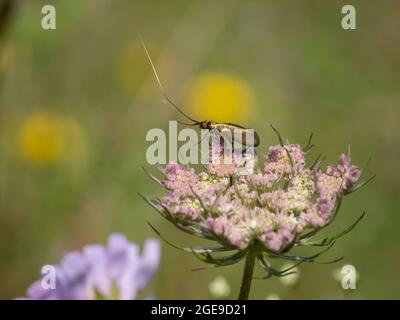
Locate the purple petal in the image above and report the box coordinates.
[135,239,161,290]
[107,233,140,280]
[83,244,111,298]
[27,280,57,300]
[116,244,141,300]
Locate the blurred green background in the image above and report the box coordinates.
[0,0,399,299]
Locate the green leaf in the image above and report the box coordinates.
[255,254,304,279]
[264,241,337,263]
[344,175,376,195]
[297,211,365,247]
[310,154,325,171]
[148,222,229,254]
[138,193,168,220]
[270,124,284,146]
[302,131,315,152]
[191,249,247,268]
[142,167,164,187]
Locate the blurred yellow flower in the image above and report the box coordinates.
[186,72,254,123]
[18,113,86,166]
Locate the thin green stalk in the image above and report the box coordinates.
[237,250,256,300]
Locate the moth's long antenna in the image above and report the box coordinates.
[140,36,199,124]
[177,119,197,126]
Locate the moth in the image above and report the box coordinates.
[140,38,260,147]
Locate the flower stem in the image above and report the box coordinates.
[238,250,256,300]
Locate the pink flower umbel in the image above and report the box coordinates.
[142,127,373,299]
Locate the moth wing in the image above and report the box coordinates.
[223,122,247,129]
[220,127,234,143]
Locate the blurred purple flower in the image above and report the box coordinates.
[23,234,161,300]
